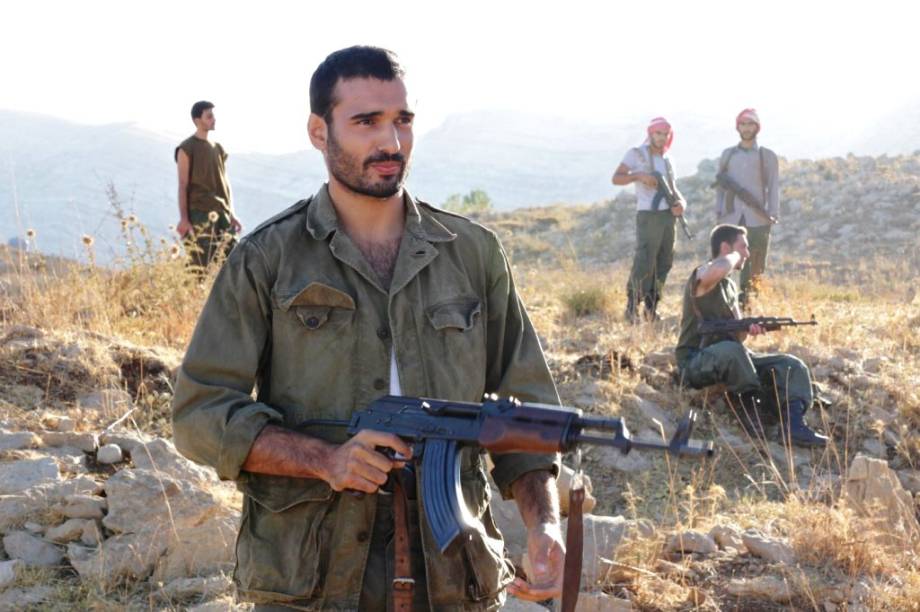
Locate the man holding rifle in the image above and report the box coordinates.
[675,224,827,448]
[172,46,565,610]
[713,108,780,308]
[612,117,688,323]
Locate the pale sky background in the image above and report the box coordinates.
[2,0,919,154]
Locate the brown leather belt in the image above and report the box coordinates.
[391,475,415,612]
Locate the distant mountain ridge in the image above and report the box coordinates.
[2,108,917,260]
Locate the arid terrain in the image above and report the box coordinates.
[0,153,918,610]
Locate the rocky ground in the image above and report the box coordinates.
[0,154,919,610]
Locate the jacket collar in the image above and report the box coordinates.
[306,183,456,243]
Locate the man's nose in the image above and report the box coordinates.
[376,125,402,154]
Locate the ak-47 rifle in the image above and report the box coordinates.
[698,315,817,337]
[651,171,694,239]
[711,172,777,224]
[300,395,713,554]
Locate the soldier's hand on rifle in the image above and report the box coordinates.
[635,173,658,188]
[508,523,565,601]
[671,200,686,216]
[748,323,766,336]
[322,430,411,493]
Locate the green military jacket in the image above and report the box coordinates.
[172,185,561,610]
[675,268,739,369]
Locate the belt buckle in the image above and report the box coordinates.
[392,578,415,591]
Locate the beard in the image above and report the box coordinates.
[326,129,409,198]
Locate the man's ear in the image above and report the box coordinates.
[308,113,328,152]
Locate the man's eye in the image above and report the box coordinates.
[397,116,413,126]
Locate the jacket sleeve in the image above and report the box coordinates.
[172,239,284,481]
[482,231,561,499]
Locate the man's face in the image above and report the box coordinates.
[319,77,414,199]
[194,108,216,131]
[737,119,758,142]
[649,128,670,150]
[729,234,750,269]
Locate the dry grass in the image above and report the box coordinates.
[2,194,920,610]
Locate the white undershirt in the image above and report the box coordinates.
[389,348,402,395]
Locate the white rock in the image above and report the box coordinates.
[741,532,795,564]
[39,431,97,452]
[97,443,124,464]
[709,524,746,552]
[154,514,239,582]
[0,559,23,588]
[557,464,596,516]
[103,468,220,534]
[38,475,103,502]
[157,574,233,601]
[130,438,217,485]
[46,518,91,543]
[0,457,60,495]
[62,494,107,519]
[81,520,103,546]
[187,598,252,612]
[0,430,41,452]
[569,591,634,611]
[845,455,920,544]
[23,522,43,534]
[68,530,169,587]
[2,531,63,566]
[665,530,718,555]
[98,430,155,455]
[0,586,53,609]
[0,495,44,531]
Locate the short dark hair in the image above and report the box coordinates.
[191,101,214,120]
[309,46,405,122]
[710,224,747,258]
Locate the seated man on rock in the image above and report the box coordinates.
[675,224,827,447]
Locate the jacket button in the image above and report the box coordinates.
[377,327,390,340]
[356,530,369,542]
[305,316,320,329]
[373,378,386,390]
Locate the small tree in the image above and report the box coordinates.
[442,189,493,214]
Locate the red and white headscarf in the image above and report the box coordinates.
[736,108,761,131]
[645,116,674,153]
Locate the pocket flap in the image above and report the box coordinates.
[426,298,482,331]
[275,282,356,312]
[237,473,334,513]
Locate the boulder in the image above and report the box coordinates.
[0,430,41,452]
[0,559,23,588]
[62,494,107,520]
[0,586,53,609]
[68,531,169,587]
[741,531,795,564]
[41,414,75,432]
[130,438,216,485]
[39,431,97,453]
[76,389,133,415]
[103,468,221,534]
[46,518,92,543]
[154,514,239,582]
[664,531,718,555]
[0,457,61,495]
[2,531,63,566]
[0,494,44,532]
[571,591,634,611]
[709,524,746,553]
[844,455,920,544]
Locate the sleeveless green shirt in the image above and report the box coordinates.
[175,136,232,213]
[675,267,740,368]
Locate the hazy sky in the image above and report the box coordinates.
[3,0,918,154]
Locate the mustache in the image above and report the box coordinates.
[364,152,406,168]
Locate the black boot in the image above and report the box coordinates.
[780,399,828,448]
[728,390,767,439]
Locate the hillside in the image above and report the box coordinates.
[0,152,918,610]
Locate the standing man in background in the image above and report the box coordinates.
[612,117,686,323]
[713,108,780,308]
[175,100,242,269]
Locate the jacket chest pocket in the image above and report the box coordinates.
[426,297,482,333]
[274,281,357,336]
[422,296,487,397]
